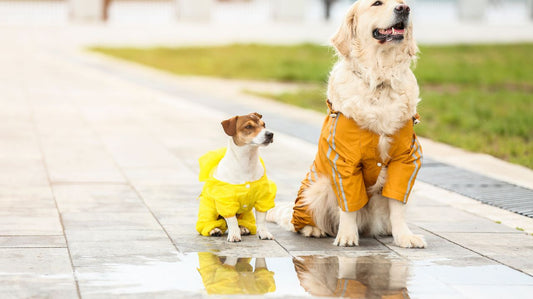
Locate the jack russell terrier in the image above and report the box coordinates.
[196,112,276,242]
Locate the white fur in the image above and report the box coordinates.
[251,128,271,146]
[214,138,264,185]
[225,216,241,242]
[256,211,274,240]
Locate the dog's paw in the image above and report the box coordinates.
[300,225,327,238]
[257,229,274,240]
[239,226,251,236]
[227,232,242,242]
[209,228,223,237]
[394,233,426,248]
[333,232,359,247]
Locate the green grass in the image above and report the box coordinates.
[91,43,533,168]
[91,44,335,83]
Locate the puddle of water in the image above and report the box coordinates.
[78,252,533,298]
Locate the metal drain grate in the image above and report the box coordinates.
[418,158,533,218]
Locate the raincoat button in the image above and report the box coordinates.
[377,162,383,167]
[245,184,250,188]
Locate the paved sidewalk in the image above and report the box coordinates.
[1,30,533,299]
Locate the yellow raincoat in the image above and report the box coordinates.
[196,148,277,236]
[197,252,276,295]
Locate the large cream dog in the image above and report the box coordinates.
[268,0,426,248]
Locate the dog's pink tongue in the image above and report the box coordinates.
[392,28,405,35]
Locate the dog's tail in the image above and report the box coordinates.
[266,201,296,232]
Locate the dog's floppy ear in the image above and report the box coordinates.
[406,22,419,58]
[252,112,263,119]
[221,116,238,136]
[331,2,358,58]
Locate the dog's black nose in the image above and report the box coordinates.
[395,4,410,15]
[265,131,274,139]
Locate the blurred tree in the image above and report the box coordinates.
[103,0,111,21]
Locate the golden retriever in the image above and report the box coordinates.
[268,0,426,248]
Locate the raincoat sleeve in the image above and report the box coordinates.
[254,179,276,213]
[383,131,423,204]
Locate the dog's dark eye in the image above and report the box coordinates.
[245,125,253,130]
[372,1,383,6]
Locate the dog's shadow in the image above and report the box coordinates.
[293,255,410,298]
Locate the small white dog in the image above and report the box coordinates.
[268,0,426,248]
[196,112,276,242]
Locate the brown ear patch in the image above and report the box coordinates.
[221,116,238,136]
[251,112,263,119]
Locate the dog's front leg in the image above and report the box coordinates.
[225,216,241,242]
[256,211,274,240]
[389,199,426,248]
[333,210,358,246]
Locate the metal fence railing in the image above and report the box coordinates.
[0,0,530,25]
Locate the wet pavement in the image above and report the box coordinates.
[52,251,533,298]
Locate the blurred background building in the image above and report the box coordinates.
[0,0,531,25]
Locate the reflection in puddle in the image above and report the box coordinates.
[78,252,533,297]
[293,255,410,298]
[197,252,275,295]
[78,253,409,297]
[196,253,410,298]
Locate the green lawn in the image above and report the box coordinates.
[91,43,533,168]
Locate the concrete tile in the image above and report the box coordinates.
[0,215,63,235]
[0,235,66,248]
[438,232,533,276]
[378,227,484,262]
[0,158,49,186]
[0,248,78,298]
[173,233,289,257]
[408,206,521,233]
[38,135,125,183]
[123,166,197,186]
[53,184,148,213]
[100,135,182,168]
[61,212,162,231]
[66,229,178,267]
[271,225,389,253]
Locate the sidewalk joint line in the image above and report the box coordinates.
[28,92,82,299]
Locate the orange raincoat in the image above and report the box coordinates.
[292,102,422,232]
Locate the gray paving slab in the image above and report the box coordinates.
[0,248,78,298]
[52,184,148,214]
[408,206,523,233]
[438,232,533,276]
[0,235,66,248]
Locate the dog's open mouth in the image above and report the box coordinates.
[373,22,406,43]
